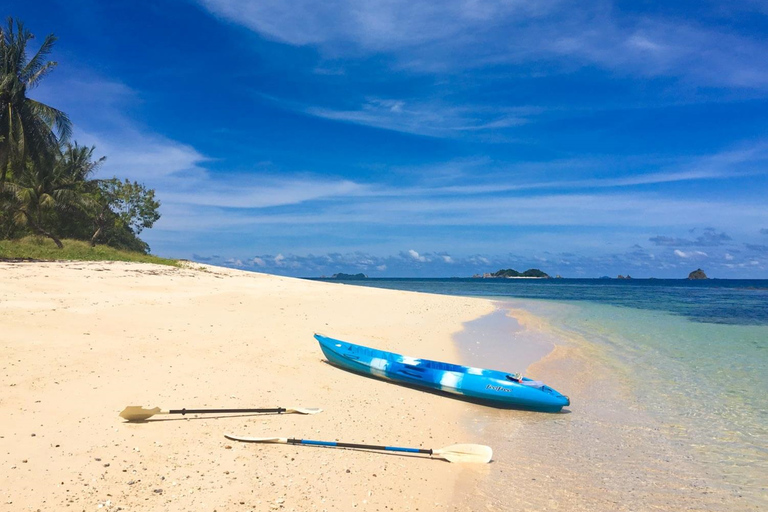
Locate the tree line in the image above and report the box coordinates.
[0,17,160,253]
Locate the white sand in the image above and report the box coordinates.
[0,261,497,511]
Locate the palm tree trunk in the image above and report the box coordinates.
[90,226,103,247]
[22,210,63,249]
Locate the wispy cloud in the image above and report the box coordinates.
[674,249,708,259]
[152,191,765,235]
[79,129,209,182]
[197,0,768,88]
[160,175,368,208]
[34,73,209,183]
[144,138,768,236]
[649,229,732,247]
[305,98,534,137]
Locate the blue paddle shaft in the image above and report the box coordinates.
[287,438,431,455]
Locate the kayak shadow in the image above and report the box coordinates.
[321,359,568,414]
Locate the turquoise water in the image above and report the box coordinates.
[311,277,768,507]
[523,299,768,499]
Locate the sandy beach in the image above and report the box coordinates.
[0,261,498,511]
[4,262,761,512]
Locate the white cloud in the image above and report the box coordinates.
[304,99,532,137]
[407,249,427,262]
[160,175,368,209]
[196,0,768,88]
[674,250,708,258]
[34,75,210,184]
[77,128,209,182]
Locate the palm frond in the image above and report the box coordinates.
[10,19,31,76]
[20,32,57,84]
[0,17,67,179]
[26,99,71,142]
[39,192,54,209]
[13,209,26,226]
[25,60,57,90]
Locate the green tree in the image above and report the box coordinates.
[1,151,90,248]
[0,17,71,184]
[90,178,160,252]
[51,143,106,241]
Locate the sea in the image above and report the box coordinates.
[310,277,768,510]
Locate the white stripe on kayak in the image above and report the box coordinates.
[369,357,390,379]
[439,372,463,394]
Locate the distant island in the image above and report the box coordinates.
[330,273,368,280]
[688,269,708,280]
[473,268,551,279]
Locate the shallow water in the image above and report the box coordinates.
[452,307,554,374]
[530,300,768,502]
[315,278,768,510]
[454,300,767,511]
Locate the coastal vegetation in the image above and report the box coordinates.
[0,236,177,265]
[688,268,708,279]
[487,268,550,278]
[0,17,161,259]
[330,272,368,279]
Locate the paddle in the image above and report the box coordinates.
[224,434,493,464]
[120,406,322,421]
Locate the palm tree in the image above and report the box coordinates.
[0,17,71,184]
[58,142,105,182]
[2,142,98,248]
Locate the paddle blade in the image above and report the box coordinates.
[120,406,164,421]
[433,444,493,464]
[285,407,322,415]
[224,434,288,444]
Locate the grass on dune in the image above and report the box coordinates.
[0,237,179,266]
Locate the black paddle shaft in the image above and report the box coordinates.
[169,408,286,415]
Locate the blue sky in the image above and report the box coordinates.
[11,0,768,277]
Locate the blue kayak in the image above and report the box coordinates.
[315,334,570,412]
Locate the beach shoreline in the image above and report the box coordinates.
[462,298,764,512]
[1,261,502,511]
[4,261,760,511]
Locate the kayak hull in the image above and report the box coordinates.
[315,334,570,412]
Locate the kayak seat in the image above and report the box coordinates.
[396,363,426,378]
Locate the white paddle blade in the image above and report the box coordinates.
[433,444,493,464]
[225,434,288,444]
[120,406,165,421]
[285,407,322,415]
